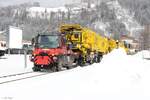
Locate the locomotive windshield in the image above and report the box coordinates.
[38,35,60,48]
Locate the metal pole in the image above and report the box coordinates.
[24,49,27,68]
[8,48,10,55]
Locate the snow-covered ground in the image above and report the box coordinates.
[0,48,150,100]
[0,55,33,76]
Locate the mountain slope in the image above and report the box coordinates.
[0,0,146,40]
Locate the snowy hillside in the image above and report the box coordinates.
[93,0,143,37]
[26,3,89,19]
[0,49,150,100]
[0,0,145,40]
[106,0,143,36]
[27,7,67,18]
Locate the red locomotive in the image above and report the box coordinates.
[30,33,77,72]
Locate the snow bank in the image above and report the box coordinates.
[134,50,150,59]
[0,48,150,100]
[0,54,33,76]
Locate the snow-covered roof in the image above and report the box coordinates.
[28,7,68,13]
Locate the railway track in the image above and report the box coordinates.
[0,71,50,85]
[0,71,34,79]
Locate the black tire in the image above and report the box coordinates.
[66,65,74,70]
[32,65,41,72]
[97,55,102,63]
[51,66,57,72]
[56,61,63,71]
[0,51,5,56]
[78,55,86,67]
[93,56,98,63]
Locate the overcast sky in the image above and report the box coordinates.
[0,0,80,7]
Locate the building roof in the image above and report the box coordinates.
[120,35,139,43]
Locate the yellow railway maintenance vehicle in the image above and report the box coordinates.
[108,39,129,53]
[60,24,110,66]
[118,41,129,53]
[108,38,117,52]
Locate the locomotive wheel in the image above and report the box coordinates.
[32,66,41,72]
[89,60,94,65]
[65,64,76,70]
[65,66,72,70]
[93,56,98,63]
[97,55,102,63]
[32,64,41,72]
[0,51,5,56]
[66,58,78,69]
[57,61,64,71]
[78,55,86,67]
[51,66,58,72]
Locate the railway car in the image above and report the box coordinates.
[60,24,109,65]
[30,33,77,72]
[0,41,6,56]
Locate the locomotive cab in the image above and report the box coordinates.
[31,33,76,72]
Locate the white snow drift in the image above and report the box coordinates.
[0,48,150,100]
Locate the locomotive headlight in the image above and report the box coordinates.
[33,53,36,56]
[29,55,34,62]
[52,54,55,56]
[32,52,37,56]
[53,56,57,61]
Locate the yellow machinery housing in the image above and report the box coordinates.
[60,24,129,65]
[60,24,112,65]
[60,24,109,55]
[118,41,129,53]
[108,39,117,52]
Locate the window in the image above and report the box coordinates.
[38,35,60,48]
[74,33,79,38]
